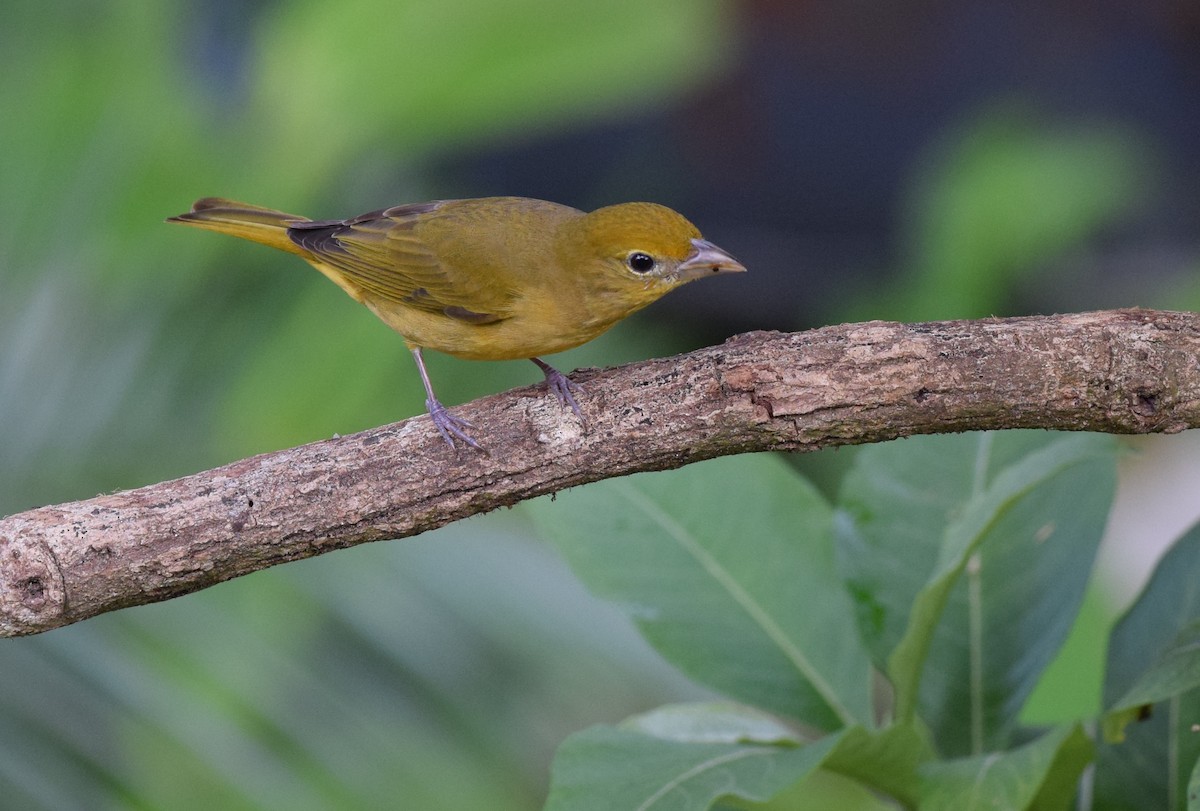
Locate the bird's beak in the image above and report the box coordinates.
[676,238,747,281]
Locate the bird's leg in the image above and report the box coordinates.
[411,347,483,451]
[530,357,584,422]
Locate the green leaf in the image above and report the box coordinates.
[820,722,932,807]
[1105,621,1200,742]
[722,723,933,811]
[725,769,901,811]
[544,722,839,811]
[533,454,872,731]
[836,431,1116,753]
[919,724,1093,811]
[546,709,929,811]
[1095,520,1200,810]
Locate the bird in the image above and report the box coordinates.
[167,196,746,450]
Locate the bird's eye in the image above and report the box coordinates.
[626,252,656,274]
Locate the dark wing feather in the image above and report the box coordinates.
[287,201,513,323]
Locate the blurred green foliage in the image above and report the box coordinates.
[0,0,1193,809]
[1,1,732,808]
[833,104,1151,327]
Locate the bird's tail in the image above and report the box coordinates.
[166,198,310,255]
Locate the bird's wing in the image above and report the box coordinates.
[287,201,514,324]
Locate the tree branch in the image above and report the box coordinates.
[3,308,1199,637]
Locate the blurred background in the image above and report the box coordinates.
[2,0,1199,808]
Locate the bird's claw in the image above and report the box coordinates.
[530,358,586,426]
[426,398,483,451]
[542,368,584,421]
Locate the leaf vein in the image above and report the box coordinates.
[615,483,855,727]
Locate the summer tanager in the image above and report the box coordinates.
[167,196,745,449]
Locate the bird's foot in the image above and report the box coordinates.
[544,370,583,417]
[539,366,584,422]
[426,398,483,451]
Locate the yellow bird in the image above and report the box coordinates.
[168,196,745,449]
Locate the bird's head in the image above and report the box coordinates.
[558,203,745,305]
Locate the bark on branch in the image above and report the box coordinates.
[3,308,1199,637]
